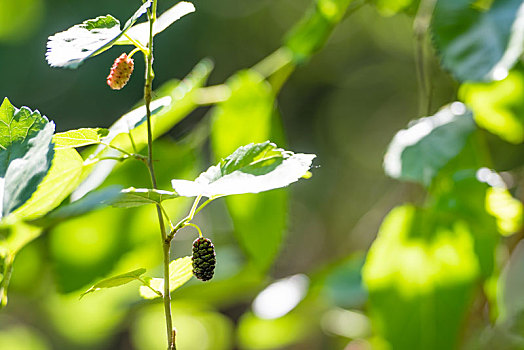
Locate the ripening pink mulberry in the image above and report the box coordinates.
[107,53,134,90]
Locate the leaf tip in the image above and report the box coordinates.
[302,171,313,179]
[1,97,11,106]
[79,288,94,300]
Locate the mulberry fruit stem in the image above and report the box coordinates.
[127,47,141,59]
[185,223,203,238]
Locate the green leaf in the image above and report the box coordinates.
[0,220,42,309]
[29,186,123,227]
[138,277,163,299]
[111,187,178,208]
[49,206,128,293]
[72,59,213,200]
[383,102,475,186]
[53,128,108,150]
[12,148,84,221]
[431,0,524,82]
[0,98,55,218]
[171,141,315,198]
[486,187,523,236]
[362,205,481,350]
[80,268,146,299]
[225,191,287,270]
[0,222,38,307]
[209,71,290,270]
[285,0,354,63]
[211,70,275,155]
[459,68,524,143]
[0,219,42,256]
[370,0,419,16]
[46,1,152,69]
[139,256,193,299]
[117,1,196,47]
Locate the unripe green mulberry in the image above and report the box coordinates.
[192,237,216,281]
[107,53,134,90]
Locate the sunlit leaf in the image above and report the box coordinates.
[46,1,152,68]
[138,277,163,299]
[112,187,178,208]
[370,0,419,16]
[139,256,193,299]
[432,0,524,82]
[209,70,289,271]
[29,186,123,227]
[384,102,475,186]
[362,205,480,349]
[117,1,196,47]
[0,220,42,308]
[80,268,146,298]
[171,141,315,198]
[50,206,128,293]
[285,0,353,63]
[459,68,524,143]
[486,187,523,236]
[53,128,109,150]
[12,148,84,221]
[430,167,500,278]
[72,59,213,200]
[0,219,42,256]
[0,98,55,218]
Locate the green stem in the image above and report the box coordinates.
[252,47,294,79]
[124,33,148,54]
[413,0,437,116]
[160,204,175,231]
[188,195,202,220]
[0,255,14,309]
[100,142,146,161]
[143,2,176,349]
[83,155,130,166]
[193,196,221,217]
[167,197,218,241]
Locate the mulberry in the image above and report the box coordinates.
[107,53,134,90]
[192,237,216,281]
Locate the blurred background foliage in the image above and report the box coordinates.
[2,0,524,349]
